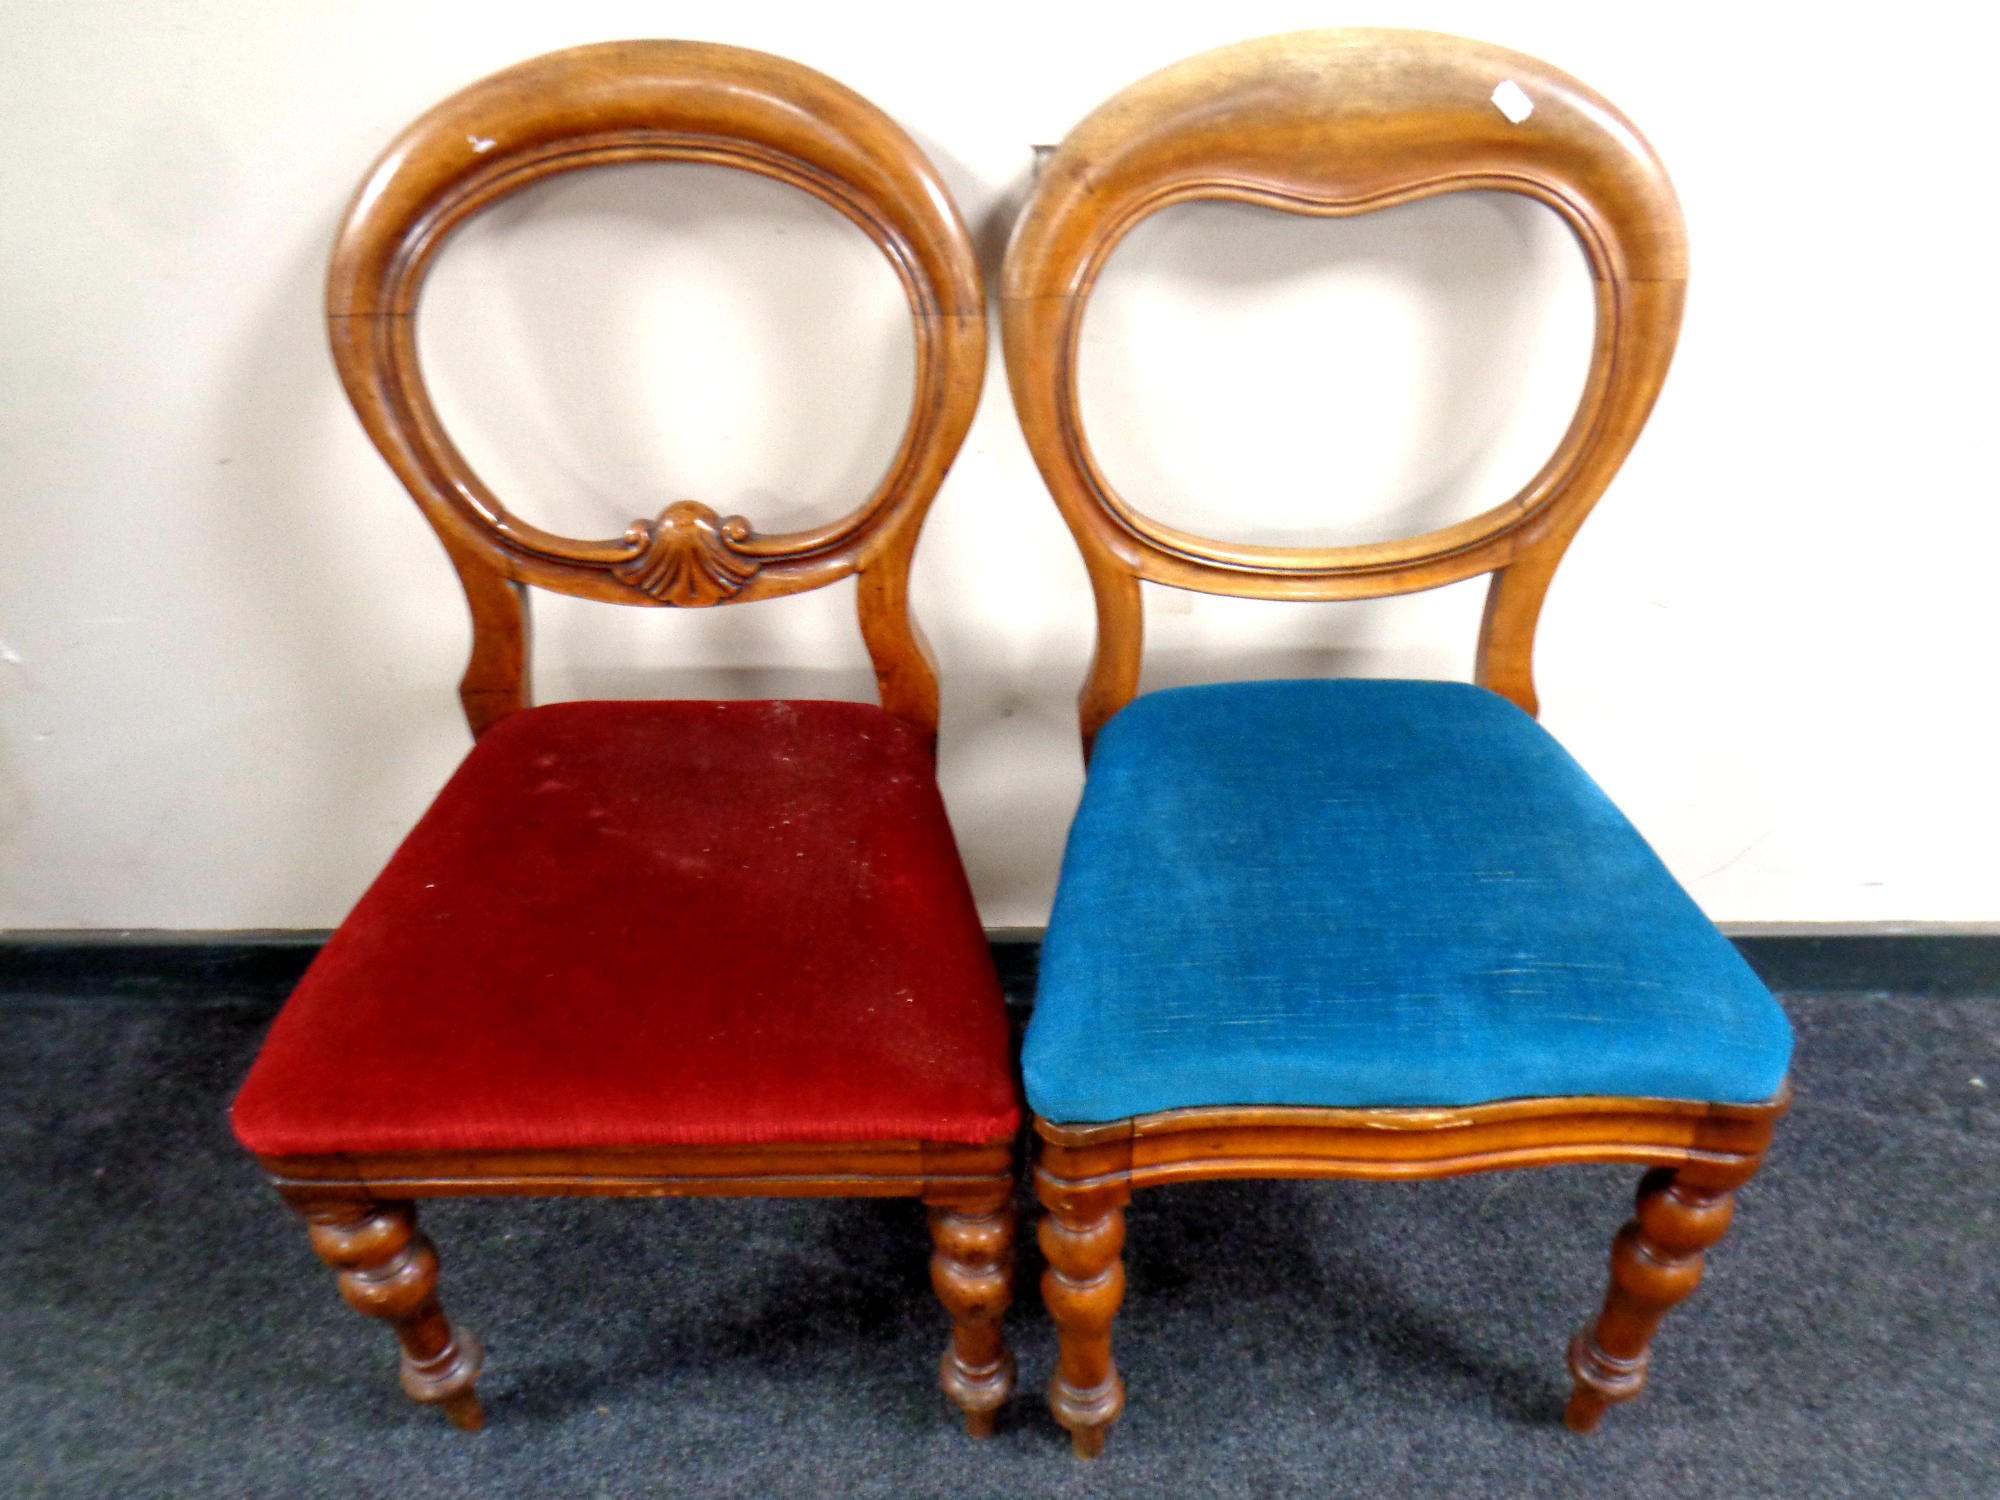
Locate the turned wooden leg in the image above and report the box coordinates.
[927,1187,1017,1438]
[288,1193,485,1430]
[1565,1161,1755,1432]
[1036,1169,1130,1459]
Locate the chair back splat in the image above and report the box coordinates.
[232,42,1018,1439]
[328,40,988,738]
[1000,30,1790,1460]
[1001,26,1686,740]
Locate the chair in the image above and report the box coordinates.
[1000,29,1792,1456]
[231,41,1018,1434]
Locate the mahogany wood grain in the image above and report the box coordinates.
[256,40,1014,1434]
[328,39,987,741]
[264,1140,1018,1432]
[1038,1094,1786,1187]
[1032,1094,1784,1454]
[286,1194,486,1430]
[256,1140,1015,1199]
[1000,27,1687,745]
[1564,1159,1761,1431]
[1001,29,1784,1455]
[929,1187,1020,1437]
[1036,1174,1129,1457]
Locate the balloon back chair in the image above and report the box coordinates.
[232,42,1018,1434]
[1000,29,1791,1457]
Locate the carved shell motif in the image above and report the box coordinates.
[612,501,760,605]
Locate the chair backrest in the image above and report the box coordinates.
[1001,29,1686,748]
[328,41,986,740]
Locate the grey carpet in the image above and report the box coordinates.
[1,986,1994,1498]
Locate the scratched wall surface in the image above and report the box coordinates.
[0,0,1995,929]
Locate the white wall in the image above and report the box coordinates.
[1,0,1995,931]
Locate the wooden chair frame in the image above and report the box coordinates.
[999,29,1787,1455]
[253,41,1013,1434]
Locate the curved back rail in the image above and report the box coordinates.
[328,41,988,738]
[1000,29,1687,744]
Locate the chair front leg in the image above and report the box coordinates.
[926,1184,1018,1437]
[285,1191,485,1430]
[1035,1160,1130,1458]
[1565,1158,1760,1431]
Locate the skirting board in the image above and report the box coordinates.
[1,926,1997,1007]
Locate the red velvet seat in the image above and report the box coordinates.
[234,41,1017,1438]
[233,700,1018,1157]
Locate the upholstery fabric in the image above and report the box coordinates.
[1023,679,1793,1124]
[233,700,1018,1155]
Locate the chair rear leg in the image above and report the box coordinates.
[926,1184,1018,1437]
[1565,1158,1759,1431]
[286,1191,485,1430]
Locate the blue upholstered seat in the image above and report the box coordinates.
[1023,679,1792,1124]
